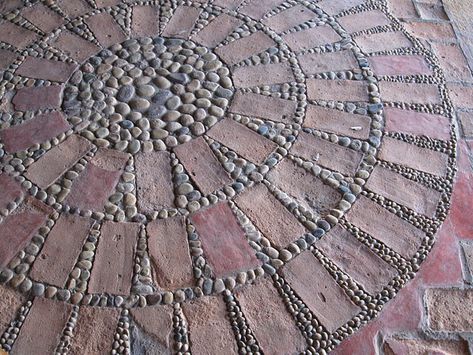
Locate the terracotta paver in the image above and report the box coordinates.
[234,183,306,248]
[95,0,121,7]
[281,251,360,333]
[130,306,173,353]
[316,0,365,15]
[174,136,232,195]
[12,298,72,355]
[193,14,243,48]
[16,56,78,82]
[0,174,24,211]
[355,31,413,53]
[229,91,298,123]
[298,50,359,75]
[88,221,139,295]
[21,3,64,33]
[182,296,238,354]
[206,117,278,164]
[0,21,40,49]
[190,202,260,278]
[338,9,391,33]
[0,48,17,70]
[232,62,295,88]
[57,0,92,18]
[135,151,174,213]
[49,30,101,63]
[235,277,307,354]
[317,225,398,295]
[0,111,70,153]
[12,85,63,111]
[307,79,369,102]
[147,216,194,290]
[345,195,424,259]
[283,25,341,52]
[239,0,286,20]
[379,81,442,104]
[291,131,364,176]
[262,5,316,34]
[131,5,160,38]
[379,136,449,176]
[215,31,275,66]
[162,6,201,39]
[369,55,432,76]
[30,214,93,287]
[0,285,25,336]
[426,289,473,331]
[85,12,127,48]
[212,0,245,10]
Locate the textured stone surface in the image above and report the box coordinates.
[21,3,64,33]
[316,0,365,15]
[190,202,260,278]
[12,298,72,355]
[85,12,127,48]
[0,174,24,211]
[239,0,286,20]
[229,91,298,123]
[307,79,369,102]
[266,158,342,215]
[281,251,360,333]
[30,214,92,287]
[232,62,295,88]
[57,0,91,17]
[193,13,242,48]
[69,306,120,355]
[262,5,316,33]
[0,48,17,70]
[379,136,449,176]
[432,42,473,81]
[207,118,278,165]
[212,0,245,10]
[174,136,232,196]
[0,285,25,335]
[12,85,63,111]
[291,131,363,176]
[345,195,424,258]
[135,151,174,213]
[236,277,307,354]
[379,81,442,104]
[0,111,70,153]
[426,288,473,331]
[182,296,238,354]
[282,25,341,52]
[0,21,40,49]
[234,183,306,248]
[147,216,194,290]
[88,221,139,295]
[16,56,78,82]
[131,5,160,38]
[369,55,432,76]
[355,31,413,53]
[49,30,101,63]
[338,9,390,33]
[298,50,358,75]
[162,6,201,39]
[316,225,398,295]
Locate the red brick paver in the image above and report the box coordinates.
[21,3,64,33]
[0,48,17,70]
[298,50,359,75]
[282,25,341,52]
[0,285,25,335]
[338,10,391,33]
[369,55,432,76]
[0,21,40,49]
[85,12,127,48]
[16,57,78,82]
[316,0,365,16]
[57,0,92,18]
[212,0,245,10]
[130,306,173,351]
[379,81,442,104]
[162,6,201,39]
[239,0,286,20]
[262,5,316,34]
[49,31,101,63]
[307,79,369,102]
[215,32,275,66]
[12,85,63,112]
[232,62,295,88]
[0,174,24,211]
[355,31,413,53]
[131,5,160,38]
[193,14,243,48]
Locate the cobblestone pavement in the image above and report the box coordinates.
[0,0,470,354]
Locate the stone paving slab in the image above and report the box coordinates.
[0,21,40,49]
[193,14,243,48]
[131,5,160,38]
[282,25,341,52]
[49,30,101,63]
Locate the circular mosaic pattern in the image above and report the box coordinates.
[0,0,457,354]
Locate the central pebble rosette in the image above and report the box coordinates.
[62,36,234,154]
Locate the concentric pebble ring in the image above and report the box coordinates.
[0,0,456,354]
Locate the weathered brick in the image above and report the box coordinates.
[447,83,473,109]
[387,0,417,19]
[291,131,363,176]
[0,198,52,267]
[190,202,260,278]
[0,111,70,153]
[12,85,63,111]
[131,5,160,38]
[432,43,473,82]
[234,183,306,248]
[366,165,442,217]
[282,25,341,52]
[416,3,449,20]
[383,337,470,355]
[69,306,120,355]
[232,62,295,88]
[85,12,127,48]
[215,32,275,66]
[379,136,449,176]
[338,10,390,33]
[236,277,307,354]
[463,243,473,280]
[317,225,398,295]
[298,50,359,75]
[0,48,17,70]
[25,134,93,189]
[355,31,413,53]
[212,0,245,10]
[426,288,473,332]
[88,221,139,295]
[239,0,286,20]
[147,217,194,290]
[281,251,360,332]
[0,21,40,49]
[21,3,64,33]
[307,78,369,102]
[384,107,450,141]
[174,136,232,196]
[16,56,78,82]
[0,174,24,211]
[0,285,25,336]
[262,5,316,33]
[458,111,473,137]
[369,55,432,76]
[0,0,23,13]
[267,158,342,215]
[182,296,238,354]
[30,214,92,287]
[95,0,121,7]
[193,14,242,48]
[379,81,442,104]
[91,148,130,171]
[304,104,371,139]
[404,21,456,42]
[49,30,101,63]
[345,195,424,258]
[316,0,365,15]
[57,0,92,18]
[66,149,129,210]
[12,298,72,355]
[162,6,201,39]
[130,306,173,353]
[135,151,174,214]
[229,91,298,123]
[207,117,278,165]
